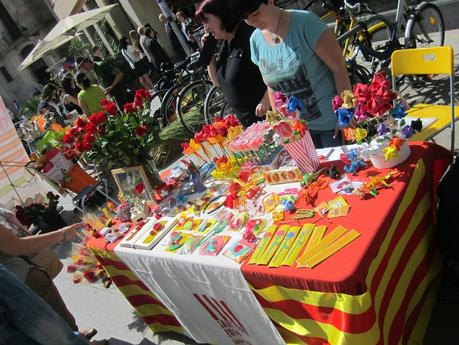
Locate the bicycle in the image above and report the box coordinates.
[337,0,445,77]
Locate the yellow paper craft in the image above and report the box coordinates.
[141,220,169,245]
[269,226,301,268]
[248,225,277,265]
[263,193,280,214]
[327,197,350,218]
[296,225,348,267]
[257,225,290,265]
[303,225,326,253]
[165,232,192,253]
[281,224,315,266]
[304,229,361,268]
[173,219,203,232]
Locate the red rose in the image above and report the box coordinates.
[353,83,370,104]
[69,127,78,136]
[135,124,148,137]
[82,135,94,151]
[194,132,206,143]
[84,122,98,134]
[76,118,87,128]
[219,126,228,137]
[135,89,150,100]
[124,102,137,113]
[181,142,189,152]
[75,142,84,152]
[134,95,144,108]
[100,98,109,106]
[89,111,107,125]
[135,182,145,195]
[62,133,74,144]
[103,101,118,115]
[238,171,250,183]
[224,114,240,127]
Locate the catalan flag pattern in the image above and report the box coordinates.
[91,247,184,335]
[243,157,445,345]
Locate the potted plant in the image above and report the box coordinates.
[15,191,66,233]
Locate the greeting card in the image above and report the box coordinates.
[179,234,204,255]
[165,232,192,253]
[199,235,231,256]
[224,239,257,263]
[133,217,178,250]
[193,219,217,234]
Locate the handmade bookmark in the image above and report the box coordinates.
[269,226,301,268]
[303,229,360,268]
[257,225,290,265]
[248,225,277,265]
[296,225,348,266]
[281,224,315,266]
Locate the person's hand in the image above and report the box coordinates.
[255,102,270,117]
[103,87,112,95]
[201,31,210,48]
[60,222,83,242]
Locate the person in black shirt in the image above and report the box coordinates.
[196,0,270,128]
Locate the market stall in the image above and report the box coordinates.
[82,72,452,345]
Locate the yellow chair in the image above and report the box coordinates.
[391,46,457,154]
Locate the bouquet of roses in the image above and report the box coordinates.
[333,72,420,162]
[61,89,161,173]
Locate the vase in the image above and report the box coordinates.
[282,132,320,173]
[369,141,411,169]
[142,160,163,188]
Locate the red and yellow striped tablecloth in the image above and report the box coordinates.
[241,142,450,345]
[89,243,184,335]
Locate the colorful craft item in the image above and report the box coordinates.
[132,217,178,250]
[116,201,132,222]
[342,149,367,174]
[294,209,315,219]
[281,224,315,266]
[272,209,285,222]
[229,121,272,152]
[264,168,302,185]
[224,239,257,264]
[262,193,280,213]
[229,212,249,231]
[211,156,240,180]
[165,232,192,252]
[269,226,301,267]
[244,218,267,236]
[296,225,347,266]
[301,229,360,268]
[199,235,231,256]
[327,196,350,218]
[256,225,289,265]
[179,235,204,255]
[194,219,217,234]
[248,225,277,264]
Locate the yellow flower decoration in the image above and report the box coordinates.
[341,90,356,109]
[383,145,399,161]
[355,128,368,142]
[225,125,243,144]
[265,110,283,123]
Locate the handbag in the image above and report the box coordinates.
[22,248,63,280]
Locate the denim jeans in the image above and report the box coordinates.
[309,129,342,149]
[0,265,88,345]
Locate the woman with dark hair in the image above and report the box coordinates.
[144,27,171,70]
[38,83,67,127]
[61,76,82,115]
[238,0,351,148]
[195,0,270,128]
[120,33,153,89]
[75,72,105,116]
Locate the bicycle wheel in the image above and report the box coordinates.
[347,60,372,85]
[407,3,445,49]
[354,14,394,61]
[177,80,213,134]
[160,83,184,127]
[204,86,228,124]
[149,89,167,126]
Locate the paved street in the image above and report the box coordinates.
[53,29,459,345]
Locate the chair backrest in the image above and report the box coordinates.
[391,46,454,76]
[391,46,455,156]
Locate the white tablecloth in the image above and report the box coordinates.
[115,232,285,345]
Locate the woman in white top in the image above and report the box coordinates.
[119,33,153,89]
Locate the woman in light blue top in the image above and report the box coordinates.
[239,0,351,148]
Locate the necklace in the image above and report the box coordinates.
[270,10,283,44]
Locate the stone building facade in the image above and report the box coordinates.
[0,0,58,111]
